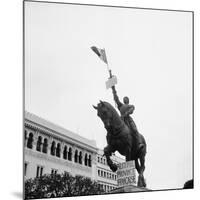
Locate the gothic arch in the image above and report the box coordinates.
[42,138,48,153]
[51,141,56,156]
[56,143,61,157]
[36,136,43,152]
[74,149,78,163]
[27,132,34,149]
[84,153,88,166]
[88,154,92,167]
[63,145,67,160]
[68,147,72,161]
[79,151,82,164]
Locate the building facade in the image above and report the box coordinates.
[96,149,124,192]
[24,111,124,192]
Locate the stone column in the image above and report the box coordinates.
[48,136,54,155]
[82,150,86,166]
[33,131,39,151]
[60,142,65,159]
[91,152,98,180]
[71,145,75,163]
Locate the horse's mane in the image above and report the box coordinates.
[102,101,120,118]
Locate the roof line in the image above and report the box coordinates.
[25,111,97,150]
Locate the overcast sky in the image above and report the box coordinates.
[25,1,193,190]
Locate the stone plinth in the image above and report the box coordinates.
[108,185,150,194]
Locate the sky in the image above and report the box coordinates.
[25,1,193,190]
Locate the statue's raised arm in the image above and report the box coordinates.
[111,86,123,110]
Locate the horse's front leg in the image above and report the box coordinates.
[126,147,132,162]
[104,145,118,172]
[135,157,146,188]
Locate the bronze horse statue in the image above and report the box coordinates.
[93,100,147,187]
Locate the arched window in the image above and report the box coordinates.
[24,130,27,140]
[68,147,72,161]
[51,141,56,156]
[27,132,33,149]
[101,170,103,177]
[42,138,48,153]
[79,151,82,164]
[112,174,114,180]
[84,153,88,166]
[98,170,100,176]
[74,150,78,163]
[63,145,67,160]
[24,130,27,146]
[88,155,92,167]
[56,143,61,157]
[36,136,42,152]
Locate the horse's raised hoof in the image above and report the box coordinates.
[139,144,144,150]
[110,163,118,172]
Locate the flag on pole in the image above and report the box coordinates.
[91,46,108,64]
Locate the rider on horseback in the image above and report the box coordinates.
[111,86,144,151]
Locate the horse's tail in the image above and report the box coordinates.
[130,129,147,157]
[138,133,147,155]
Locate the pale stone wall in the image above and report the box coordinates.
[24,111,97,180]
[24,111,124,192]
[96,149,125,192]
[25,148,94,179]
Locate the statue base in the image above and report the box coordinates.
[108,185,150,194]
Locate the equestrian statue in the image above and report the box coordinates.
[90,46,147,187]
[93,76,147,188]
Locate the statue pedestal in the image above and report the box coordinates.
[116,160,137,187]
[107,160,149,194]
[108,185,150,194]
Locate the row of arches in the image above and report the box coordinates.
[97,155,118,166]
[25,130,92,167]
[97,156,106,165]
[25,131,48,153]
[74,150,92,167]
[98,169,117,180]
[98,183,117,192]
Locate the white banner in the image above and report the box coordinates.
[106,76,117,89]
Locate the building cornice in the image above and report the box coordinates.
[25,119,98,153]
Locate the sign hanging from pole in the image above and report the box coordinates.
[117,160,137,187]
[106,75,118,89]
[91,46,117,88]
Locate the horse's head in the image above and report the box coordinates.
[93,100,113,129]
